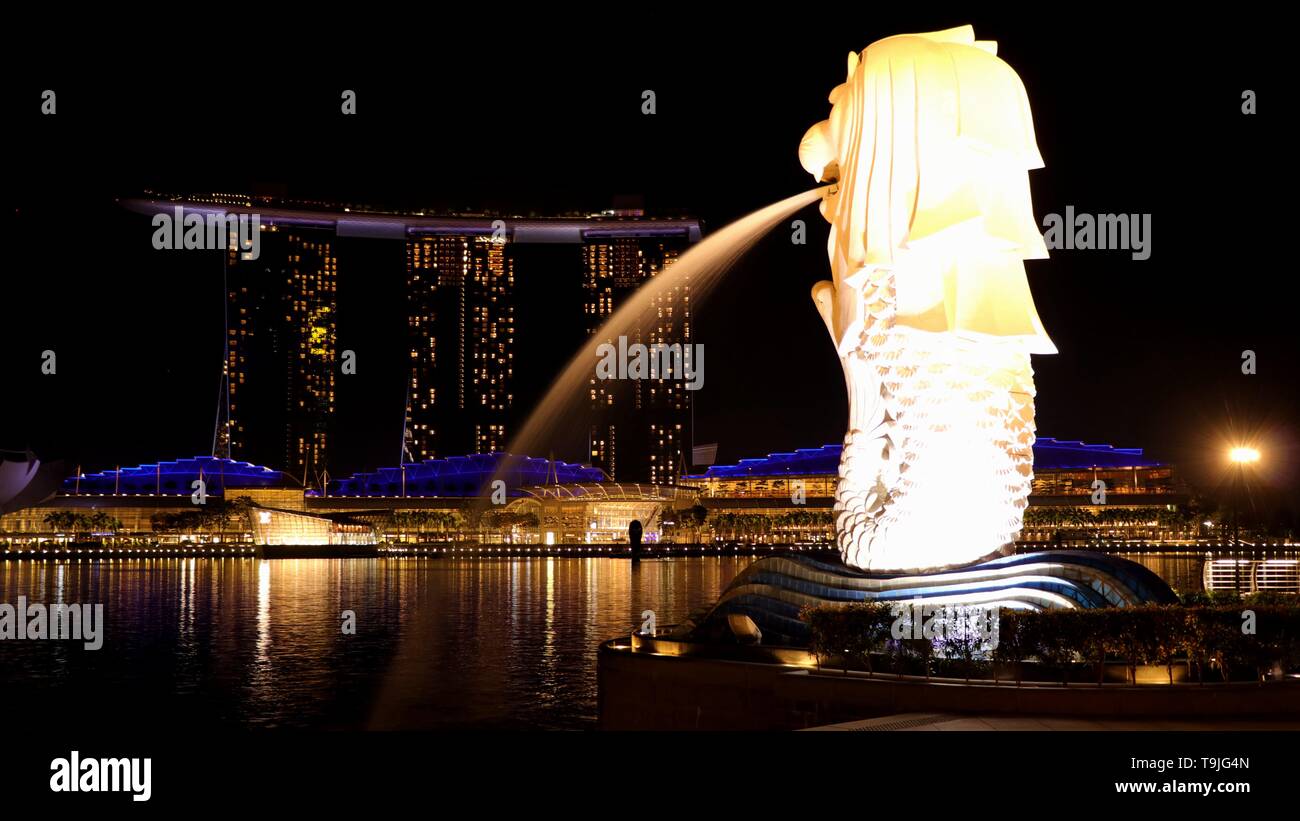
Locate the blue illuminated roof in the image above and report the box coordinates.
[1031,438,1163,469]
[685,438,1162,479]
[326,453,607,498]
[685,445,844,479]
[63,456,292,495]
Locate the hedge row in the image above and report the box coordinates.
[803,600,1300,685]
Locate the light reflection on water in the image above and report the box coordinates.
[1120,552,1206,594]
[0,556,753,730]
[1119,550,1299,595]
[5,552,1267,730]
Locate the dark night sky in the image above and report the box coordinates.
[3,9,1296,518]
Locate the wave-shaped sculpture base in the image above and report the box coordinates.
[689,551,1178,647]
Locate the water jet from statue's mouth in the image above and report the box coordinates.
[489,187,827,497]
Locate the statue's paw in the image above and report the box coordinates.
[811,280,835,340]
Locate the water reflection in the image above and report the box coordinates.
[1120,553,1205,593]
[9,552,1260,731]
[1119,550,1299,595]
[0,556,752,730]
[256,558,270,665]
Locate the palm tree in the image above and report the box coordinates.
[83,511,110,543]
[151,511,176,535]
[44,511,74,544]
[225,496,256,542]
[69,513,92,542]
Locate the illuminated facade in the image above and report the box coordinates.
[0,445,1202,553]
[405,235,515,459]
[681,445,843,500]
[503,483,695,545]
[0,457,295,541]
[250,507,375,546]
[685,440,1177,499]
[225,227,337,486]
[584,234,693,483]
[682,439,1189,543]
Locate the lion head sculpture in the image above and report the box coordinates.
[801,24,1055,358]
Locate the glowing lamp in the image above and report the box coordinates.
[1229,447,1260,464]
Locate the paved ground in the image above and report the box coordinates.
[804,712,1300,731]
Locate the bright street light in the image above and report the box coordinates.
[1229,447,1261,464]
[1227,446,1261,593]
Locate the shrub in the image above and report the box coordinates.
[992,610,1029,685]
[802,601,893,675]
[804,600,1300,684]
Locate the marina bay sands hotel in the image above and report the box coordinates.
[121,192,704,488]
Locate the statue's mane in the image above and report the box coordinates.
[813,25,1046,277]
[801,24,1056,352]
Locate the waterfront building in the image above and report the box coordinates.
[0,453,682,547]
[0,457,298,541]
[681,438,1193,544]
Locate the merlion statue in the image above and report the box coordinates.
[682,31,1176,640]
[800,26,1056,572]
